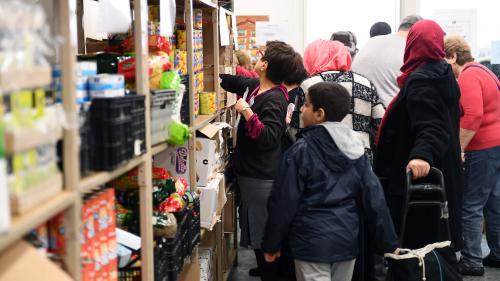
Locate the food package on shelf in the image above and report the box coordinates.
[160,71,181,91]
[118,52,172,81]
[122,35,172,53]
[194,51,204,73]
[194,71,204,93]
[174,50,187,75]
[153,212,177,237]
[177,30,186,51]
[153,144,190,187]
[199,92,216,115]
[148,5,160,21]
[88,74,125,98]
[194,9,203,30]
[81,188,118,281]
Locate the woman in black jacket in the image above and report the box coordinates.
[375,20,464,250]
[232,41,297,281]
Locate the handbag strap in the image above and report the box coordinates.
[463,64,500,91]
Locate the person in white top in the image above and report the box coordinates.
[352,15,422,107]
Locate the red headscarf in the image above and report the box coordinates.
[303,39,352,75]
[397,20,446,87]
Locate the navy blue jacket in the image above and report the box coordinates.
[262,123,399,263]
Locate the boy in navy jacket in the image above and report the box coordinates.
[262,82,399,281]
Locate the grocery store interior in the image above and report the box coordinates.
[0,0,499,281]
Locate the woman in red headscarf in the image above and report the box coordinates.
[375,20,463,250]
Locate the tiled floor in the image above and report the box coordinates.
[227,238,500,281]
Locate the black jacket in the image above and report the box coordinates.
[374,61,463,249]
[234,88,288,180]
[262,123,399,263]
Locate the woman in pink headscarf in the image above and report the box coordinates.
[301,39,385,161]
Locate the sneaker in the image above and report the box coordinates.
[249,267,261,277]
[483,254,500,268]
[458,260,485,276]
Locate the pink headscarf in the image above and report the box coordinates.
[303,39,352,76]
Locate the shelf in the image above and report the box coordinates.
[0,66,52,93]
[194,0,218,9]
[4,123,63,154]
[79,155,147,193]
[191,112,220,131]
[0,191,76,253]
[152,142,169,156]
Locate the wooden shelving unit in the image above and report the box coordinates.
[0,0,238,280]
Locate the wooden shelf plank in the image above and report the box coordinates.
[4,124,63,154]
[79,155,147,193]
[0,191,76,253]
[0,66,52,93]
[191,112,220,131]
[152,142,169,156]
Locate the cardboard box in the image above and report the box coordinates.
[0,241,73,281]
[198,173,226,230]
[153,144,190,185]
[223,191,236,233]
[9,173,63,215]
[196,124,220,187]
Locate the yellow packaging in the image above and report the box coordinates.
[148,5,160,21]
[10,90,34,128]
[177,30,187,51]
[199,92,216,115]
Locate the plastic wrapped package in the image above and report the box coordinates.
[88,74,125,98]
[0,1,53,73]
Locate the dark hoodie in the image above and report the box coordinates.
[375,60,463,249]
[262,122,399,263]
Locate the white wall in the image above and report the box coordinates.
[234,0,305,53]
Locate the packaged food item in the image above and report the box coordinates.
[122,35,172,53]
[199,92,216,115]
[88,74,125,98]
[174,50,187,75]
[177,30,187,51]
[160,71,181,91]
[194,9,203,30]
[76,76,89,103]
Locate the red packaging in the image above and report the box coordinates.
[48,213,66,256]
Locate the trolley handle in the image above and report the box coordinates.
[405,167,445,189]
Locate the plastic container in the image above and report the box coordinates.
[89,74,125,98]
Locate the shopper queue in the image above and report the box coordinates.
[220,15,500,281]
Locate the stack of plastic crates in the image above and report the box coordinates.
[154,196,201,281]
[89,95,145,171]
[151,89,177,146]
[79,103,91,176]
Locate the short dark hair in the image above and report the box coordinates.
[262,41,297,84]
[308,82,350,122]
[330,31,358,57]
[284,52,309,85]
[370,22,392,37]
[398,15,423,31]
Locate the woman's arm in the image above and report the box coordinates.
[406,82,450,171]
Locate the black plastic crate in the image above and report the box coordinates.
[91,118,132,147]
[91,143,129,170]
[90,96,134,121]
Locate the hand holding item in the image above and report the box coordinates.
[406,159,431,180]
[264,251,281,263]
[235,98,250,113]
